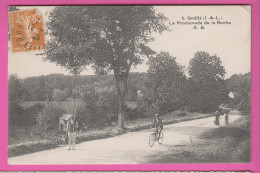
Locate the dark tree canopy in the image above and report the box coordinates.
[142,52,187,114]
[8,74,26,105]
[45,6,167,76]
[187,51,227,112]
[189,51,225,82]
[225,73,250,111]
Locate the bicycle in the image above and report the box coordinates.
[149,128,163,147]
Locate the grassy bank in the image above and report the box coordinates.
[8,110,213,157]
[146,115,250,163]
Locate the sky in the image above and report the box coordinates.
[8,5,251,79]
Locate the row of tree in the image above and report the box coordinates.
[9,51,251,118]
[140,51,228,114]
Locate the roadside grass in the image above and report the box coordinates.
[146,115,250,163]
[125,110,212,131]
[8,108,213,157]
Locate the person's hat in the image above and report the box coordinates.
[155,113,159,116]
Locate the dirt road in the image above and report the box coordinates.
[8,111,241,164]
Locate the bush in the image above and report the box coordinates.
[8,103,45,144]
[75,102,97,129]
[126,107,145,120]
[97,91,118,123]
[35,103,65,139]
[174,110,188,117]
[235,99,250,112]
[23,104,44,125]
[8,103,25,128]
[77,90,119,129]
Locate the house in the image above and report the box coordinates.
[228,92,235,99]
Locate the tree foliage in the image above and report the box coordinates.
[35,103,65,136]
[141,52,187,115]
[187,51,227,112]
[76,87,118,129]
[45,6,168,128]
[52,89,67,101]
[45,6,167,74]
[8,74,41,129]
[225,73,250,111]
[8,74,26,105]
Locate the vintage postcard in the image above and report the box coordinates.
[6,4,252,166]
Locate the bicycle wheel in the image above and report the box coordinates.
[149,133,155,147]
[158,132,163,144]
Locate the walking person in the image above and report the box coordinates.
[225,110,230,126]
[214,111,221,126]
[66,117,77,150]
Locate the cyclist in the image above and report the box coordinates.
[151,113,163,140]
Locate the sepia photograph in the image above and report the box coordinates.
[7,5,251,164]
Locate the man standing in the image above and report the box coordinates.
[66,117,76,150]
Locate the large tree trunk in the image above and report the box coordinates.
[117,91,125,129]
[114,72,128,129]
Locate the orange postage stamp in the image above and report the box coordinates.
[8,9,45,52]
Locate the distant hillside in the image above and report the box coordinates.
[18,72,147,102]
